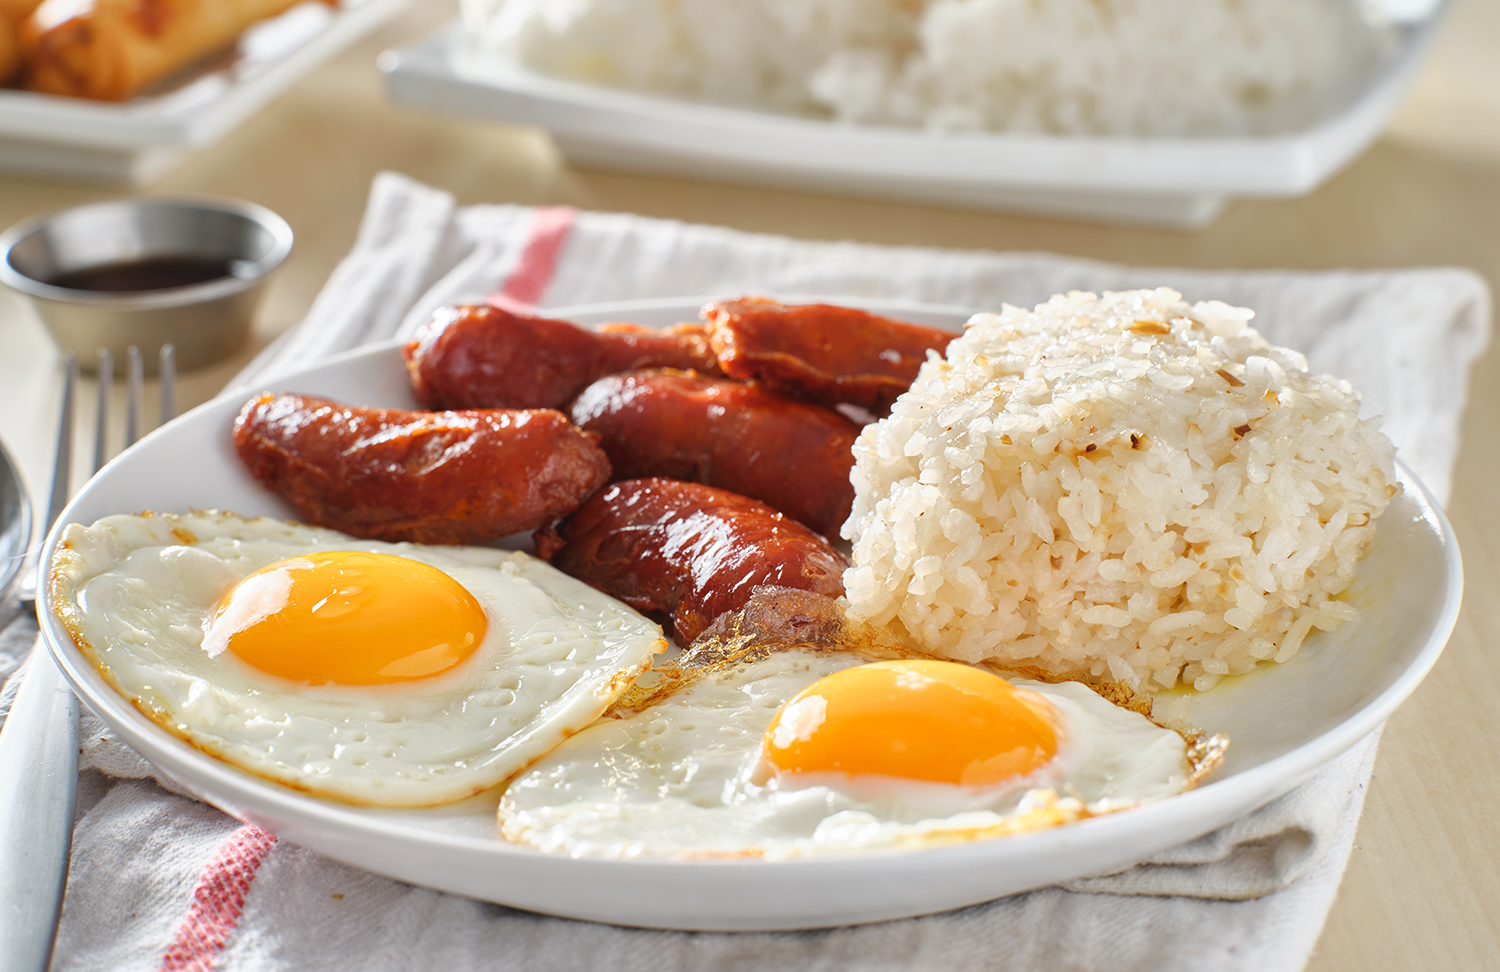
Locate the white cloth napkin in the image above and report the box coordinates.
[2,171,1489,972]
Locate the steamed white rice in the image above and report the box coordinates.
[841,289,1397,692]
[464,0,1390,136]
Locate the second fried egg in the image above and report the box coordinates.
[50,510,667,806]
[499,647,1214,857]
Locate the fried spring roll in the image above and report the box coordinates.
[0,0,43,82]
[0,22,16,83]
[22,0,320,101]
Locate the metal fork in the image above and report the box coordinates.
[0,345,177,972]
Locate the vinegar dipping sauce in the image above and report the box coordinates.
[46,256,252,293]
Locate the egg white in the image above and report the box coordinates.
[50,510,668,806]
[498,649,1197,858]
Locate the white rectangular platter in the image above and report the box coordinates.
[381,9,1448,228]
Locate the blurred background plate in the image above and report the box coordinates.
[0,0,410,186]
[381,5,1448,229]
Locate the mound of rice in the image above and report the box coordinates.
[464,0,1389,137]
[841,289,1397,692]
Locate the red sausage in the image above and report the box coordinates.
[233,392,611,545]
[703,297,955,414]
[403,304,720,410]
[570,369,859,538]
[536,478,849,645]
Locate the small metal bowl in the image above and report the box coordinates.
[0,197,293,373]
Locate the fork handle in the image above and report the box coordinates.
[0,646,79,972]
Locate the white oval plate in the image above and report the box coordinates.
[39,297,1462,931]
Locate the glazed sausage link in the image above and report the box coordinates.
[570,369,859,538]
[536,478,849,645]
[233,392,611,545]
[403,303,720,411]
[703,296,955,414]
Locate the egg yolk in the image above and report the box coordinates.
[204,551,488,685]
[761,660,1059,789]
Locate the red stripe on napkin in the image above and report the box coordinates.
[158,824,279,972]
[488,206,577,310]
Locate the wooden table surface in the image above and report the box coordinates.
[1,2,1496,969]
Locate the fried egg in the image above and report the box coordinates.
[50,510,667,806]
[498,647,1219,857]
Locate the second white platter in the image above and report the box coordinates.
[382,13,1447,228]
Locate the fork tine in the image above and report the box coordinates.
[92,349,112,477]
[159,344,176,424]
[125,346,144,448]
[43,355,78,534]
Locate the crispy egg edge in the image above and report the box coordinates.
[48,508,670,809]
[495,609,1229,858]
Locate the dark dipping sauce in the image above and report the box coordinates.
[47,256,238,293]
